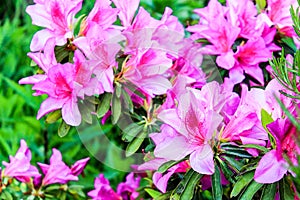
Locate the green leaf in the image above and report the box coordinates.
[45,110,62,124]
[261,109,276,148]
[216,156,235,184]
[122,123,144,142]
[260,183,277,200]
[145,188,162,198]
[223,156,244,173]
[239,180,263,200]
[256,0,266,10]
[115,83,122,98]
[0,190,13,200]
[180,172,202,200]
[170,169,202,200]
[96,93,112,118]
[158,158,187,174]
[154,192,171,200]
[240,144,269,153]
[279,177,295,200]
[111,92,121,124]
[122,89,134,113]
[125,127,147,157]
[230,171,254,198]
[212,165,223,200]
[58,120,71,138]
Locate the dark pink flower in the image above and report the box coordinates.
[117,173,140,200]
[2,140,40,183]
[38,149,88,186]
[26,0,83,51]
[254,118,299,183]
[88,174,121,200]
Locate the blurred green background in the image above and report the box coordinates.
[0,0,208,195]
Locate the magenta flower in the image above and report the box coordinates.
[82,0,119,34]
[2,140,40,183]
[88,174,121,200]
[254,118,299,183]
[226,0,259,39]
[265,0,297,37]
[37,148,89,186]
[116,173,141,200]
[21,50,99,126]
[26,0,83,51]
[229,38,272,84]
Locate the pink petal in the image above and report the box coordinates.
[112,0,140,27]
[37,97,66,119]
[190,144,214,175]
[30,29,54,51]
[154,135,194,161]
[216,51,235,70]
[61,98,81,126]
[254,150,287,183]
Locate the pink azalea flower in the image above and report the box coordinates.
[246,79,295,121]
[122,49,172,96]
[229,37,272,84]
[265,0,297,37]
[226,0,260,39]
[116,173,141,200]
[26,0,83,51]
[2,140,40,183]
[74,39,121,93]
[112,0,140,28]
[170,39,206,88]
[254,118,299,183]
[38,148,88,186]
[154,86,223,175]
[80,0,119,35]
[21,50,98,126]
[88,174,121,200]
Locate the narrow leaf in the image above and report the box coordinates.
[96,93,112,118]
[158,158,187,174]
[230,171,254,198]
[239,180,263,200]
[260,183,277,200]
[122,123,144,142]
[125,128,147,157]
[145,188,162,198]
[111,93,121,124]
[212,165,223,200]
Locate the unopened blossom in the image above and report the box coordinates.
[38,148,89,186]
[88,174,121,200]
[26,0,83,51]
[2,140,40,183]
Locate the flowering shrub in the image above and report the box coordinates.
[4,0,299,199]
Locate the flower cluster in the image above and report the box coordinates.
[19,0,300,199]
[88,173,141,200]
[1,140,89,197]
